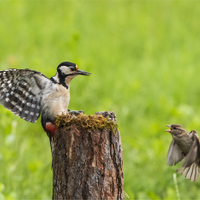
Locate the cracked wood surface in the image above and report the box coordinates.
[52,111,124,200]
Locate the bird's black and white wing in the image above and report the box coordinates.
[167,139,184,166]
[0,68,52,123]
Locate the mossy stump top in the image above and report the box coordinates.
[55,111,118,132]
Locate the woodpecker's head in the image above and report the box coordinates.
[52,61,91,88]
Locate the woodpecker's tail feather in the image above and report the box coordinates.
[49,135,54,155]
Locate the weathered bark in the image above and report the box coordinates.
[52,111,124,200]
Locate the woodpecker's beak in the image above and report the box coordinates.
[75,69,91,76]
[75,65,91,76]
[165,125,172,132]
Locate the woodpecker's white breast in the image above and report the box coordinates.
[41,83,70,121]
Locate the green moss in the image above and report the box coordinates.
[55,113,118,132]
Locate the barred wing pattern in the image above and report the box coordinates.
[0,69,50,123]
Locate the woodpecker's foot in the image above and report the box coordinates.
[68,110,84,116]
[45,122,58,137]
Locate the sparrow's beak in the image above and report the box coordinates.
[75,65,91,76]
[165,125,172,132]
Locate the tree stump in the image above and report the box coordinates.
[52,111,124,200]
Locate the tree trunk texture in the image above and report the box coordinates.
[52,111,124,200]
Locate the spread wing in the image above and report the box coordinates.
[0,68,52,123]
[167,139,184,166]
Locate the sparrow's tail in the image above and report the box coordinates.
[177,162,199,182]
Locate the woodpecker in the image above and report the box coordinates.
[0,61,91,150]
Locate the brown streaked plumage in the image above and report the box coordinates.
[166,124,200,182]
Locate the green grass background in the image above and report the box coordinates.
[0,1,200,199]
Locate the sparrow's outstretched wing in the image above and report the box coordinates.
[167,139,184,166]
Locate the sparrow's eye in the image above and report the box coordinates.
[173,127,176,129]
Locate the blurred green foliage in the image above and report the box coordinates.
[0,1,200,199]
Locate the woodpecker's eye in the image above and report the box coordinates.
[69,66,76,71]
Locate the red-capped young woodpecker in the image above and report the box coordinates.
[0,61,91,151]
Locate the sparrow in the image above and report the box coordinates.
[165,124,200,182]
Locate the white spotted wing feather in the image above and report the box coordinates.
[0,69,51,123]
